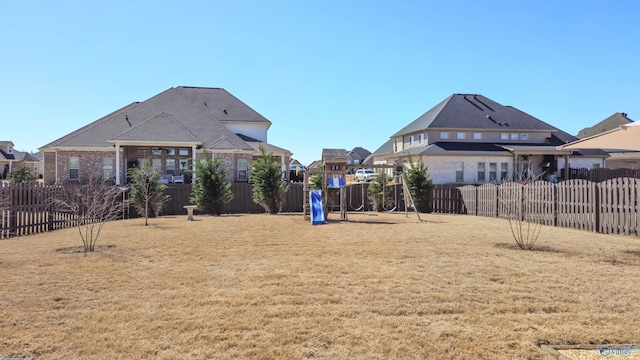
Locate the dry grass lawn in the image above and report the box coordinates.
[1,212,639,359]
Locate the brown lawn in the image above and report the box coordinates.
[1,212,639,359]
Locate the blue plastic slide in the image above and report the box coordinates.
[310,190,326,225]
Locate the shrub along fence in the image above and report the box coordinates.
[432,178,640,237]
[163,182,406,215]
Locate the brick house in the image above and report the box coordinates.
[370,94,607,184]
[40,86,292,185]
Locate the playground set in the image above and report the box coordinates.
[303,149,421,224]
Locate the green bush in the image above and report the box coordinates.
[367,173,393,212]
[250,146,289,214]
[404,158,434,213]
[190,149,233,215]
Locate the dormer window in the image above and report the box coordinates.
[8,146,12,153]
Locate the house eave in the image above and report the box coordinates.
[108,140,202,147]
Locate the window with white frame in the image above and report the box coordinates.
[477,163,486,182]
[500,162,509,181]
[455,162,464,182]
[489,163,497,181]
[409,135,414,146]
[474,133,482,140]
[238,159,248,181]
[419,133,424,144]
[441,132,449,139]
[102,158,113,181]
[457,132,466,139]
[151,158,162,171]
[511,133,519,140]
[165,159,176,175]
[69,157,79,181]
[501,133,509,140]
[520,133,529,141]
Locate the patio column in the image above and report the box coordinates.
[192,145,197,179]
[115,143,121,185]
[281,154,286,180]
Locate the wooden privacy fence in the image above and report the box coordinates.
[436,178,640,237]
[163,182,406,215]
[0,183,81,239]
[562,167,640,182]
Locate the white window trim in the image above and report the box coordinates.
[69,157,80,181]
[474,133,482,140]
[419,133,424,144]
[409,135,414,146]
[520,133,529,141]
[510,133,519,140]
[441,132,449,139]
[501,133,509,140]
[457,132,466,140]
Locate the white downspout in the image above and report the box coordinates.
[192,145,197,180]
[115,143,121,185]
[55,151,58,184]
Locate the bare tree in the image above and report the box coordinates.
[499,168,547,250]
[128,160,169,225]
[51,176,122,253]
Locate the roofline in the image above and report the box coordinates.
[109,140,203,147]
[41,146,116,152]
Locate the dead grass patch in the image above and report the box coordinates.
[1,213,639,359]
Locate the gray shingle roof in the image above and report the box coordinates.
[175,86,271,124]
[111,112,201,143]
[392,94,557,137]
[576,112,633,139]
[40,87,271,152]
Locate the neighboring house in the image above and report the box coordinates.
[576,112,640,170]
[307,160,323,170]
[373,94,607,185]
[346,147,371,173]
[576,112,632,139]
[365,139,394,177]
[0,141,44,179]
[40,86,292,185]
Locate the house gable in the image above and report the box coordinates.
[110,112,201,144]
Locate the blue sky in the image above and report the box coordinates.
[1,0,638,165]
